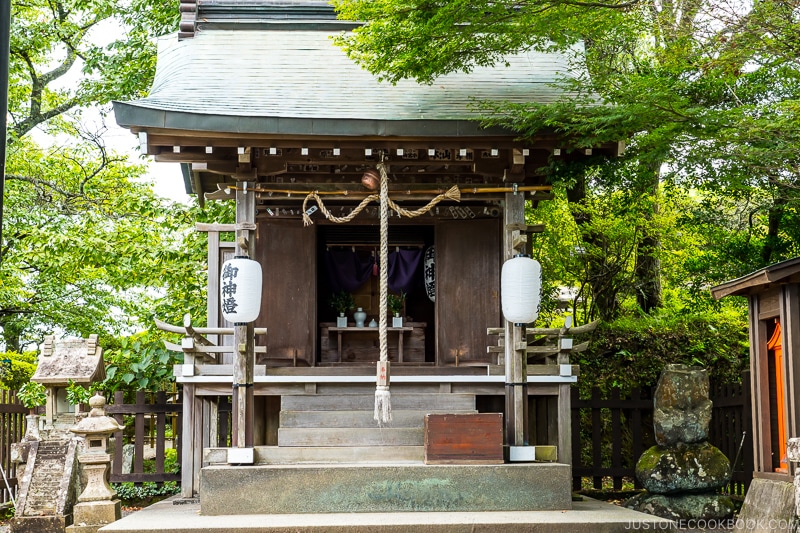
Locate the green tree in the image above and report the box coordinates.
[333,0,800,318]
[8,0,179,140]
[1,0,208,357]
[1,135,199,351]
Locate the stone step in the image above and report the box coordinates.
[25,501,58,510]
[30,466,64,476]
[31,465,63,473]
[281,393,475,412]
[279,409,477,429]
[278,427,423,447]
[96,497,678,533]
[205,445,424,465]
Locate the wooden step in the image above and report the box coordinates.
[279,409,477,429]
[278,427,423,447]
[281,393,475,412]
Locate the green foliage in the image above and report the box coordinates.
[101,330,182,396]
[17,382,46,409]
[0,0,193,355]
[328,290,355,314]
[1,135,202,351]
[576,306,749,396]
[0,505,15,521]
[332,0,627,84]
[0,351,38,391]
[111,481,180,505]
[8,0,179,140]
[66,380,91,406]
[387,291,405,315]
[162,448,179,474]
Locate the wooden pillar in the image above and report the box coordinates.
[750,296,770,473]
[557,334,572,465]
[503,189,528,447]
[232,178,256,448]
[180,383,196,497]
[781,285,800,453]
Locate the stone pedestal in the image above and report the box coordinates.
[64,394,125,533]
[66,500,121,533]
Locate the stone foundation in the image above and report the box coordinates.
[200,463,572,514]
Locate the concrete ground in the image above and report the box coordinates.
[97,496,682,533]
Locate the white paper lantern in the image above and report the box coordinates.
[501,255,542,324]
[220,256,263,323]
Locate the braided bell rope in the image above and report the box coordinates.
[374,161,392,424]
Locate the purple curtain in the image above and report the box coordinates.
[388,248,423,294]
[324,250,374,292]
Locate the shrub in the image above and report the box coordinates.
[0,351,38,391]
[575,307,749,397]
[111,481,180,506]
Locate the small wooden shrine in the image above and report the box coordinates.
[712,256,800,480]
[31,334,104,431]
[114,0,611,506]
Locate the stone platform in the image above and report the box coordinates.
[99,495,674,533]
[200,463,572,514]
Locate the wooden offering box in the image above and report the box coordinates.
[424,413,504,464]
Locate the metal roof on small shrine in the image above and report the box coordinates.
[113,18,581,138]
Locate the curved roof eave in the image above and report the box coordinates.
[711,256,800,299]
[113,100,520,138]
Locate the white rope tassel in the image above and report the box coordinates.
[374,162,392,425]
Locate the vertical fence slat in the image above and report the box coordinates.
[112,391,125,478]
[133,391,146,484]
[155,391,167,483]
[591,388,603,490]
[610,388,622,490]
[0,389,25,505]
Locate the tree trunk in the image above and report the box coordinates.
[634,162,663,314]
[760,196,786,266]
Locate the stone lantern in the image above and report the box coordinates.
[66,393,125,533]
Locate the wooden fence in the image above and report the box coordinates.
[0,375,756,503]
[0,390,26,507]
[571,372,753,495]
[107,390,182,484]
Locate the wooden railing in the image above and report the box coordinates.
[571,373,753,495]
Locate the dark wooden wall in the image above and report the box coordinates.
[435,219,501,365]
[256,221,316,366]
